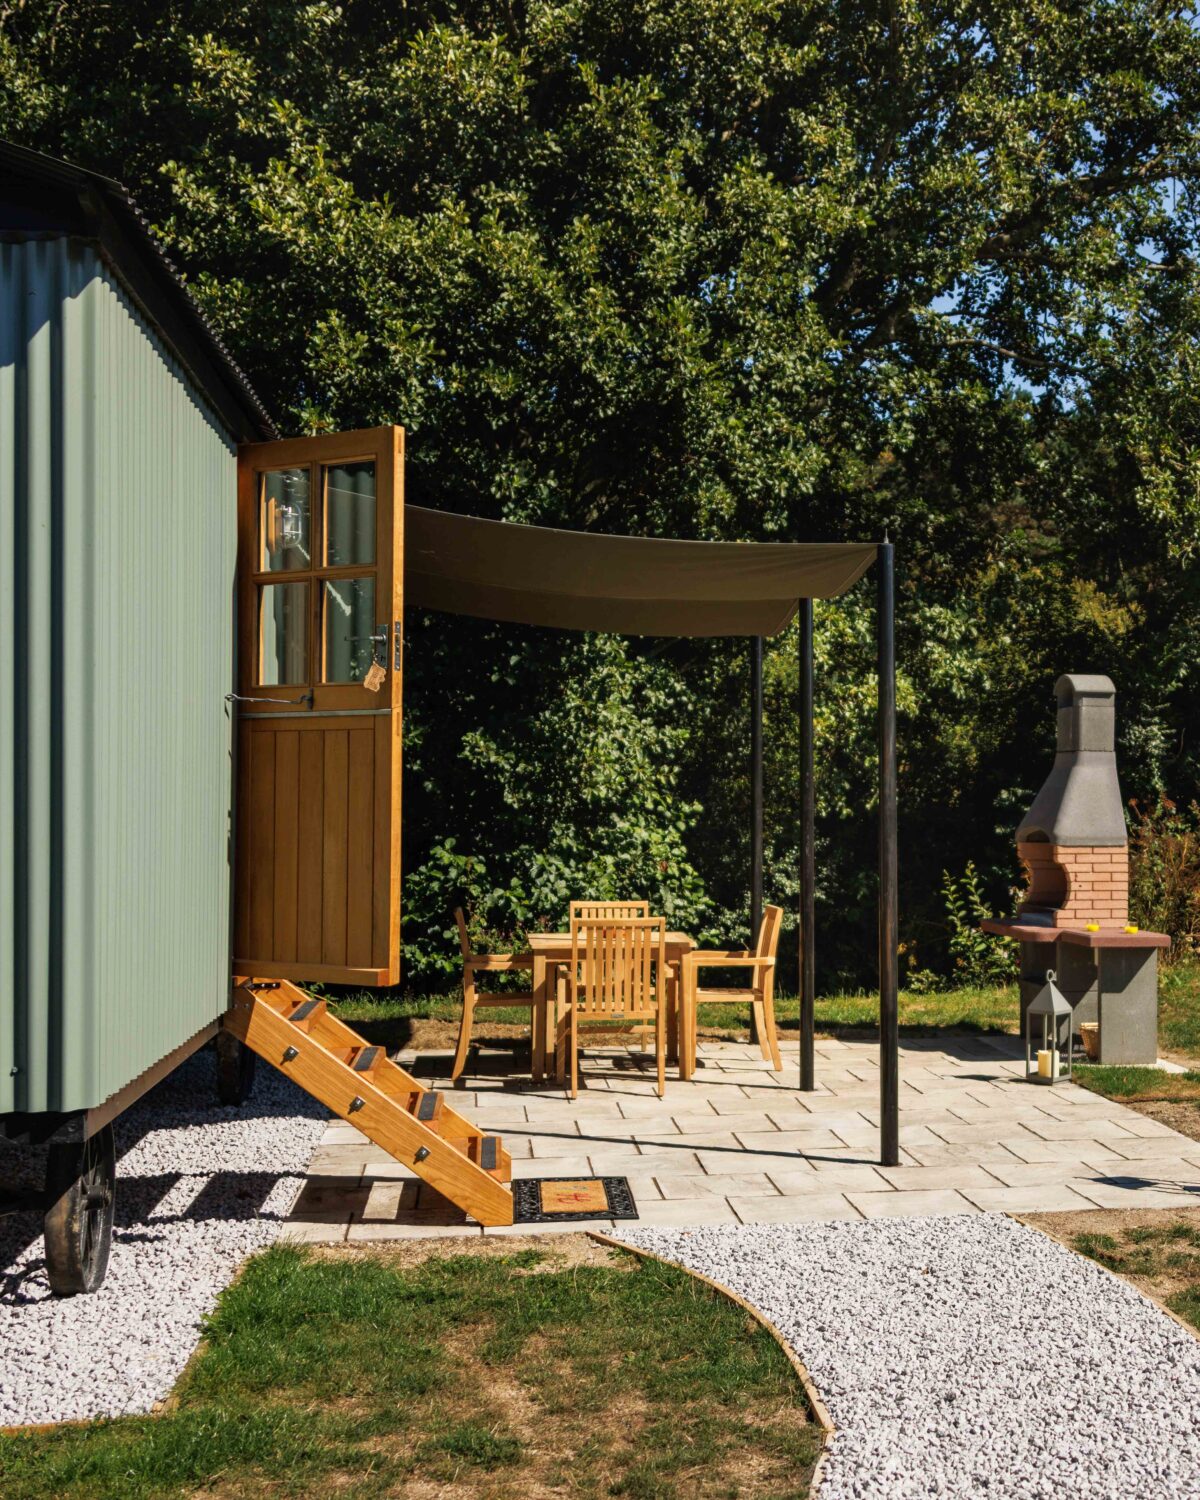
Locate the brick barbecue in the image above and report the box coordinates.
[983,674,1169,1065]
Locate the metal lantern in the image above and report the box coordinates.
[1025,969,1073,1084]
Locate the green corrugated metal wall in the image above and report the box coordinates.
[0,237,237,1115]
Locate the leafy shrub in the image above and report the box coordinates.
[1129,798,1200,960]
[900,862,1015,991]
[942,862,1015,988]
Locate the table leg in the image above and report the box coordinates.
[666,965,679,1067]
[680,971,695,1081]
[531,955,547,1083]
[553,968,568,1084]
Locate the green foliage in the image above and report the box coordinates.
[943,862,1018,990]
[3,1,1199,984]
[1129,798,1200,959]
[902,862,1016,991]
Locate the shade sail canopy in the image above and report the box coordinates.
[404,506,876,637]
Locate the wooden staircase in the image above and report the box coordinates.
[226,978,514,1226]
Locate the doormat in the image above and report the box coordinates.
[511,1177,638,1223]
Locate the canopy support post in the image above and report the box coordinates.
[749,636,764,1042]
[878,541,899,1166]
[799,600,816,1091]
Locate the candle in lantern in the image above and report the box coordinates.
[1037,1049,1060,1079]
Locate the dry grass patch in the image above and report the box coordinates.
[1022,1205,1200,1333]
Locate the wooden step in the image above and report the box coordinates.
[342,1044,382,1075]
[405,1089,444,1127]
[468,1134,511,1183]
[286,996,327,1032]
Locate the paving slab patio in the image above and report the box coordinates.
[281,1034,1200,1242]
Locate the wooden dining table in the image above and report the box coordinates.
[526,930,695,1084]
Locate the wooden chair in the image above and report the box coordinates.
[451,909,541,1083]
[557,916,669,1098]
[568,904,654,1047]
[679,905,785,1077]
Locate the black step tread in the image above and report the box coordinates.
[288,998,323,1024]
[478,1135,499,1172]
[351,1046,381,1073]
[412,1091,442,1123]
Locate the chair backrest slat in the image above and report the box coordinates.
[570,900,651,923]
[756,903,785,961]
[453,907,473,960]
[569,915,665,1019]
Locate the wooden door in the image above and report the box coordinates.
[233,426,403,985]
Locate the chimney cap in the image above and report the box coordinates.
[1055,674,1115,706]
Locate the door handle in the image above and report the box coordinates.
[347,624,390,668]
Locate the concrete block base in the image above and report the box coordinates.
[1019,940,1158,1065]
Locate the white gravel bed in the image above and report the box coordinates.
[0,1051,326,1427]
[614,1215,1200,1499]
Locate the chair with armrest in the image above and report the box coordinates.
[451,908,541,1083]
[679,904,784,1077]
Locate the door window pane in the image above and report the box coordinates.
[260,469,311,572]
[324,461,375,567]
[323,577,377,683]
[259,582,309,684]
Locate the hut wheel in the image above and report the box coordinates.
[43,1123,116,1296]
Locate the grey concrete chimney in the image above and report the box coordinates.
[1016,675,1129,929]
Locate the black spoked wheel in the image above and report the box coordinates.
[216,1028,257,1106]
[43,1123,116,1296]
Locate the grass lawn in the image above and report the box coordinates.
[1158,961,1200,1058]
[1073,1067,1200,1103]
[330,980,1023,1046]
[0,1240,821,1500]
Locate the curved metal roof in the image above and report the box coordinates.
[0,139,276,442]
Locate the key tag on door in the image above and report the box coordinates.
[363,661,386,693]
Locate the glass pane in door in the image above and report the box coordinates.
[323,576,377,683]
[324,461,376,566]
[260,469,311,572]
[259,582,309,684]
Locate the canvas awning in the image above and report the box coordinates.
[403,505,877,637]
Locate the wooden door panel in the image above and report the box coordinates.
[235,715,398,984]
[234,426,403,986]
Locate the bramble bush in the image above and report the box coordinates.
[1129,799,1200,962]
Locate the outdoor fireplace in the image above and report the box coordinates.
[983,674,1169,1065]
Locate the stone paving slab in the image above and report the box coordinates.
[285,1034,1200,1239]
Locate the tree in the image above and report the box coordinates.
[4,0,1198,982]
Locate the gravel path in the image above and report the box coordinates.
[614,1216,1200,1499]
[0,1051,326,1426]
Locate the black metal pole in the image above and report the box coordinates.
[799,600,816,1091]
[878,541,899,1166]
[749,637,765,1046]
[750,635,764,946]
